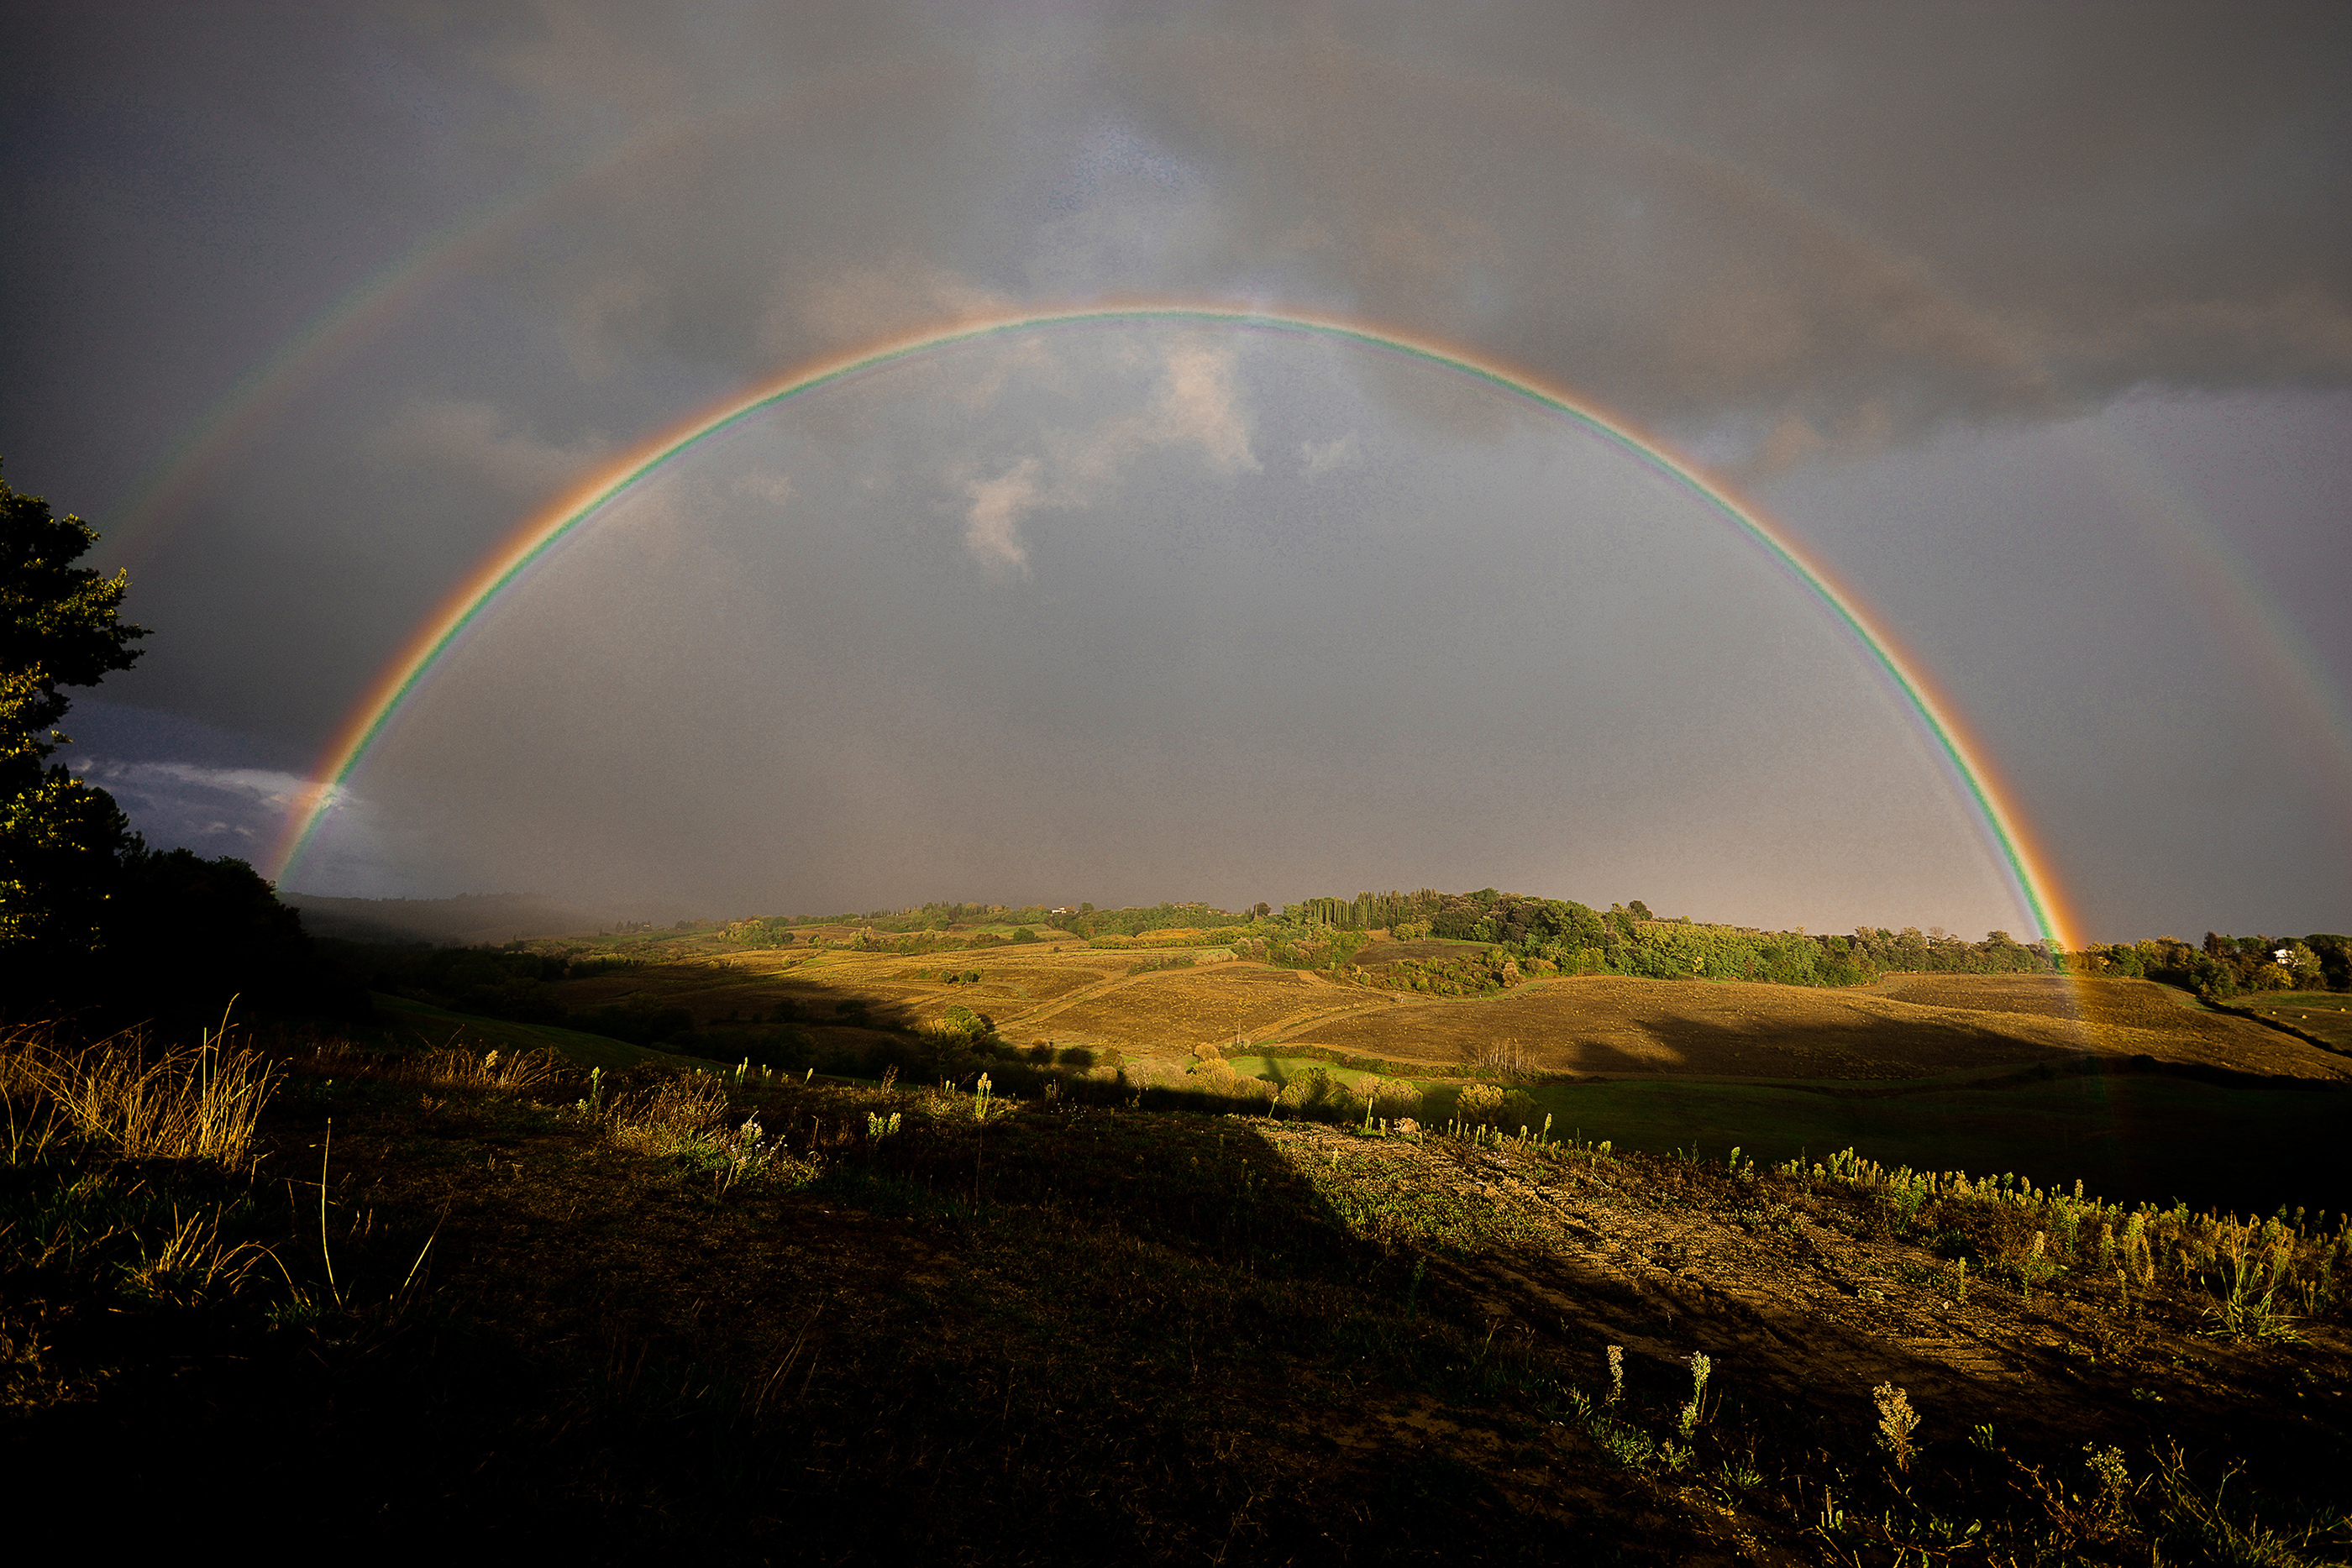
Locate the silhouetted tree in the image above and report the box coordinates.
[1,462,144,1001]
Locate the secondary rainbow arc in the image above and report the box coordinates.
[270,303,2077,952]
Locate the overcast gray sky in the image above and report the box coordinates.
[4,1,2345,942]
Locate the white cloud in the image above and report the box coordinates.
[1298,431,1362,478]
[74,758,321,809]
[1148,337,1261,477]
[961,458,1043,572]
[954,334,1261,572]
[64,757,340,857]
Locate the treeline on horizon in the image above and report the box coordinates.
[575,887,2352,1011]
[1283,887,2352,1001]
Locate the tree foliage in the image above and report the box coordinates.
[0,463,144,973]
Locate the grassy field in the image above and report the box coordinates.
[1221,1053,1447,1090]
[364,992,688,1070]
[1518,1067,2349,1216]
[548,944,1120,1033]
[2231,991,2352,1052]
[6,1025,2345,1560]
[546,950,2338,1078]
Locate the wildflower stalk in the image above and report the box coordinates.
[1679,1352,1711,1436]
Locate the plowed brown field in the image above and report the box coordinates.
[1021,965,1389,1051]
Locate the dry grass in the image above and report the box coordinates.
[0,1024,279,1168]
[121,1204,275,1306]
[601,1071,732,1155]
[591,1069,817,1194]
[294,1036,565,1093]
[402,1045,564,1092]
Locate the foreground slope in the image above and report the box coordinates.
[8,1035,2346,1561]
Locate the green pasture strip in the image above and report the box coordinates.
[1519,1074,2350,1215]
[366,993,686,1070]
[1235,1042,1480,1079]
[1224,1053,1457,1089]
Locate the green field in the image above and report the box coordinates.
[2231,991,2352,1051]
[1220,1053,1427,1088]
[1208,1051,2350,1215]
[1515,1069,2349,1215]
[365,993,701,1071]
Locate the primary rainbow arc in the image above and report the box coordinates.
[270,302,2076,952]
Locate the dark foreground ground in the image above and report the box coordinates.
[4,1032,2347,1564]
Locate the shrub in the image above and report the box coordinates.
[1276,1067,1354,1115]
[1345,1073,1425,1121]
[1184,1057,1277,1108]
[1454,1082,1506,1124]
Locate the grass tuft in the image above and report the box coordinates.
[0,1023,277,1167]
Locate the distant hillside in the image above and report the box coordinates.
[282,891,654,945]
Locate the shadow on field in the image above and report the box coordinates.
[1524,1011,2352,1215]
[827,1088,1394,1281]
[1524,1003,2076,1079]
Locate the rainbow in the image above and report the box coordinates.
[269,303,2079,952]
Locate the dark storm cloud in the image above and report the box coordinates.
[295,0,2352,463]
[10,0,2344,514]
